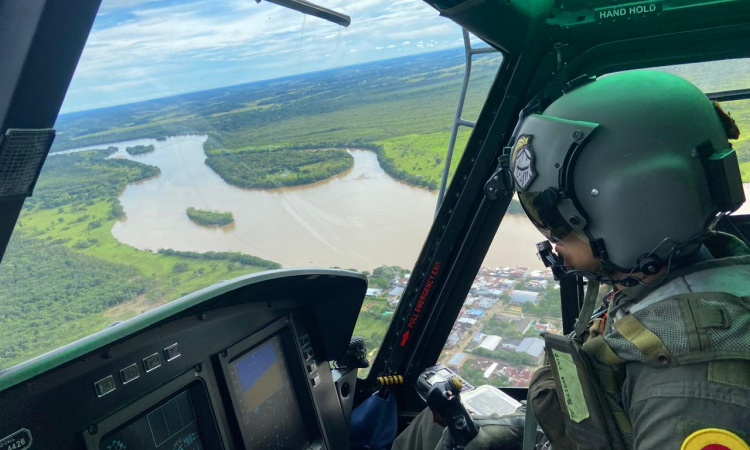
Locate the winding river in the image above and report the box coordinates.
[60,135,545,270]
[59,135,750,271]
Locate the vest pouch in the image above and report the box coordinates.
[543,333,624,450]
[528,365,577,450]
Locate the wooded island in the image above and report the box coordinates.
[186,207,234,226]
[205,148,353,188]
[125,144,155,155]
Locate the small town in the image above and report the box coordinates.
[359,265,562,388]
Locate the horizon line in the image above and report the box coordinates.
[59,45,492,117]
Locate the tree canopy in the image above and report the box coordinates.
[0,233,153,368]
[186,207,234,226]
[205,147,353,188]
[125,144,155,155]
[25,149,160,211]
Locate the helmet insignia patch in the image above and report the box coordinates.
[512,135,536,191]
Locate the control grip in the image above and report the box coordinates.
[425,377,479,448]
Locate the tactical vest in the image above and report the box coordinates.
[532,255,750,450]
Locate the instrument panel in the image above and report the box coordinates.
[221,324,319,450]
[0,269,366,450]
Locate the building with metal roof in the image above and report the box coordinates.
[510,290,539,305]
[479,335,502,351]
[516,337,545,360]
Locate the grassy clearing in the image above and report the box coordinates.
[740,161,750,180]
[19,203,266,311]
[376,129,472,190]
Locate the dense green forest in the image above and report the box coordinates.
[0,233,153,367]
[0,150,279,368]
[52,48,503,189]
[50,51,750,186]
[52,49,497,150]
[25,148,160,211]
[205,148,353,188]
[125,144,155,155]
[186,207,234,226]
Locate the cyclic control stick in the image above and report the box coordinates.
[424,376,479,448]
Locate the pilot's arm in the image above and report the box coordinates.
[434,410,525,450]
[391,401,526,450]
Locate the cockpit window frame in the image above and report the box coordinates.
[366,14,750,409]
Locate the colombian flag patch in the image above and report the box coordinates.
[681,428,750,450]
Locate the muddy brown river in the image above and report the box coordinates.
[61,135,750,271]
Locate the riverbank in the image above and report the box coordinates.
[203,136,527,215]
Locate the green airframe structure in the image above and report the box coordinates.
[0,0,749,449]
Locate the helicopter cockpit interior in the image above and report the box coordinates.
[0,0,749,449]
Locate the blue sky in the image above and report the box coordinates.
[61,0,471,113]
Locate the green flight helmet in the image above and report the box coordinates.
[512,70,743,274]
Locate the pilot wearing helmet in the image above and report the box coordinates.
[392,70,750,450]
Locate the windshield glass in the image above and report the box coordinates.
[0,0,503,370]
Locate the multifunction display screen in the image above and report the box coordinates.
[230,334,309,450]
[99,390,205,450]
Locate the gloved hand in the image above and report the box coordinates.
[435,405,526,450]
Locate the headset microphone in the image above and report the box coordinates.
[536,241,567,279]
[536,240,642,286]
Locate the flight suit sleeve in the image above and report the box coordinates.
[392,407,445,450]
[622,361,750,449]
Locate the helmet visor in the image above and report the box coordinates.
[518,191,573,241]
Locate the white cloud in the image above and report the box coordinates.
[61,0,465,112]
[93,79,150,93]
[98,0,161,14]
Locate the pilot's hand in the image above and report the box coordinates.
[435,406,525,450]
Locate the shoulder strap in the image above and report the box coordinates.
[583,336,624,365]
[582,314,673,365]
[575,280,600,339]
[587,291,750,368]
[612,315,672,364]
